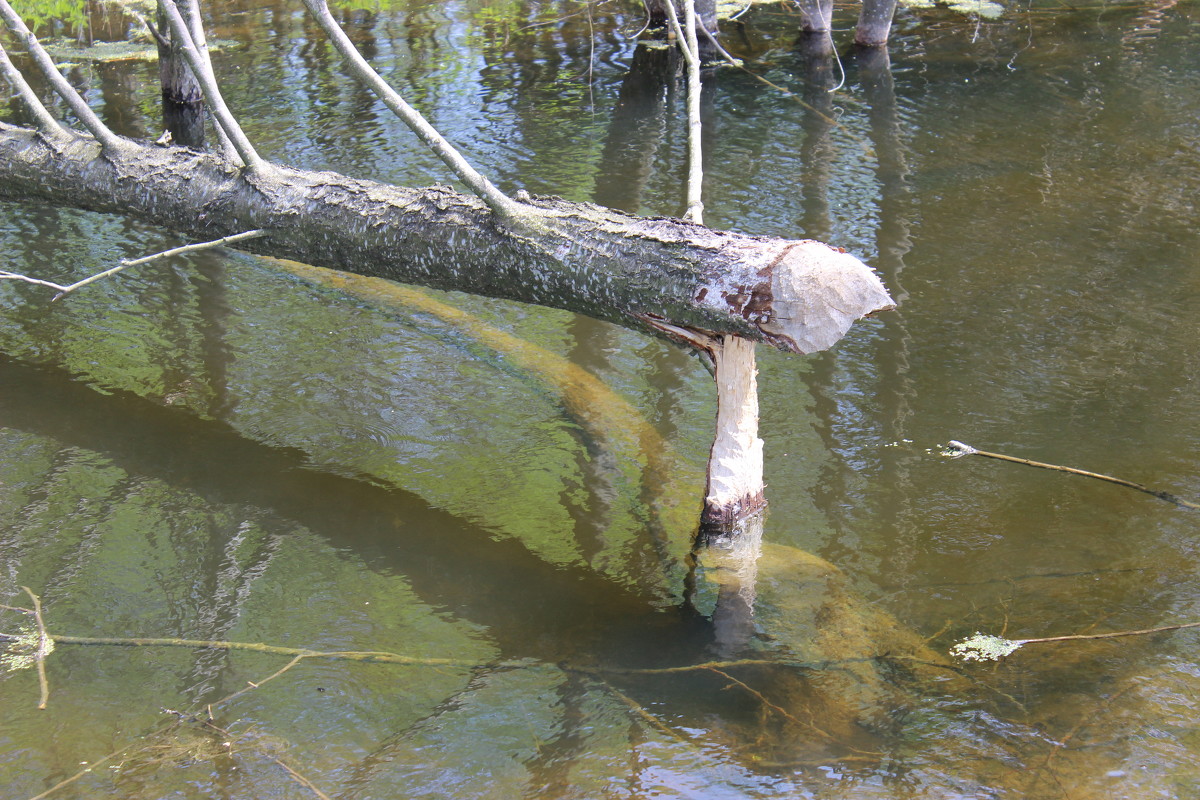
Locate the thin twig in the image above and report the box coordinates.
[705,666,832,740]
[705,665,886,757]
[38,633,498,667]
[266,753,335,800]
[945,440,1199,510]
[1052,677,1141,751]
[695,25,842,125]
[1018,620,1200,646]
[951,620,1200,663]
[21,587,50,709]
[55,229,266,298]
[202,718,333,800]
[0,230,264,299]
[19,654,309,800]
[662,0,705,224]
[602,680,698,747]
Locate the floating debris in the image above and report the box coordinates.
[900,0,1005,19]
[0,624,54,672]
[950,632,1023,662]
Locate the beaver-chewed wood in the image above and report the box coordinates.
[0,125,892,355]
[0,123,894,531]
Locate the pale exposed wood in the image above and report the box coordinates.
[702,335,766,528]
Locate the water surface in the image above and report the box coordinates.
[2,0,1199,797]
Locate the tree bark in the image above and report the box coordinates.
[855,0,898,46]
[155,0,206,148]
[795,0,833,33]
[0,124,893,357]
[643,0,721,62]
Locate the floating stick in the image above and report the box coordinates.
[944,440,1199,510]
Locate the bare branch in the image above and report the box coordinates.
[663,0,704,224]
[0,0,126,151]
[20,587,51,710]
[943,440,1200,510]
[951,621,1200,662]
[0,39,67,138]
[300,0,523,220]
[0,230,265,299]
[0,269,69,292]
[155,0,267,171]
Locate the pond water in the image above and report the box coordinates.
[2,0,1199,797]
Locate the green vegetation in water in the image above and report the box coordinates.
[0,624,54,672]
[6,0,155,36]
[328,0,412,13]
[39,35,236,65]
[7,0,86,30]
[899,0,1005,18]
[42,37,157,63]
[716,0,775,19]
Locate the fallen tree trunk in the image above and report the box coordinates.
[0,122,893,530]
[0,124,892,356]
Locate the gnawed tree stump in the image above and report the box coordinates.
[642,242,893,528]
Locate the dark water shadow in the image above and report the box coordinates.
[0,355,709,668]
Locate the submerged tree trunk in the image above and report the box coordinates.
[154,0,205,147]
[855,0,899,46]
[643,0,721,61]
[0,124,893,360]
[795,0,834,33]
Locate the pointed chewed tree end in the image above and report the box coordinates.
[688,238,893,532]
[691,236,895,356]
[756,240,895,354]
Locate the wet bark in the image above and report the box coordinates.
[155,0,205,147]
[855,0,898,46]
[795,0,833,33]
[642,0,721,62]
[0,124,893,357]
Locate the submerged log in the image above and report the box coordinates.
[0,123,893,527]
